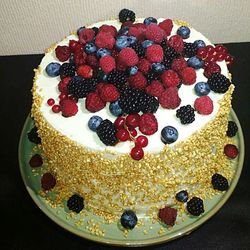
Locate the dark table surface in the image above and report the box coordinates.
[1,42,250,250]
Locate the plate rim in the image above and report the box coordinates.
[18,109,245,247]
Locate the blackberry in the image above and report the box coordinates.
[175,190,189,202]
[163,46,179,61]
[226,121,238,137]
[96,119,118,146]
[120,210,138,229]
[107,70,127,89]
[67,194,84,213]
[207,73,231,93]
[27,126,41,144]
[183,42,197,58]
[212,173,229,191]
[91,26,99,36]
[67,76,96,98]
[129,42,145,57]
[146,70,160,84]
[118,8,136,23]
[176,105,195,124]
[59,63,76,79]
[160,39,168,50]
[140,93,159,113]
[187,197,204,216]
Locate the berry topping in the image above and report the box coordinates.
[128,71,147,89]
[146,80,164,97]
[194,96,213,115]
[95,32,115,50]
[99,24,117,37]
[85,92,106,113]
[47,98,55,106]
[168,35,184,53]
[183,42,197,58]
[59,63,76,79]
[120,210,138,229]
[126,114,141,128]
[175,190,189,202]
[144,17,157,26]
[99,84,120,102]
[116,128,130,141]
[158,19,173,36]
[139,113,158,135]
[96,119,118,146]
[118,47,139,67]
[88,116,103,132]
[176,105,195,124]
[187,56,204,69]
[67,194,84,213]
[29,154,43,168]
[55,45,71,62]
[194,82,210,96]
[84,42,97,54]
[78,28,95,44]
[161,126,178,144]
[116,35,130,50]
[187,197,204,216]
[226,121,238,137]
[224,144,239,159]
[128,66,139,76]
[58,76,71,93]
[207,73,231,93]
[41,173,56,191]
[52,104,61,113]
[135,135,148,148]
[145,44,164,63]
[45,62,61,77]
[203,62,221,78]
[96,48,111,58]
[60,99,78,117]
[99,55,116,74]
[109,101,123,117]
[129,42,145,57]
[77,65,93,78]
[180,67,196,85]
[159,87,181,109]
[171,57,187,72]
[161,69,180,88]
[114,116,126,129]
[107,70,127,89]
[177,26,190,39]
[145,23,165,43]
[194,40,206,49]
[130,146,144,161]
[158,206,177,226]
[211,173,229,191]
[27,126,41,144]
[119,9,136,23]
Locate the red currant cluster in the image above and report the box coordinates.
[114,114,149,160]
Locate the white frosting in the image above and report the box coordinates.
[35,18,228,154]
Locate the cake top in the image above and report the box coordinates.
[35,8,234,160]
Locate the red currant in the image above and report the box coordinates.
[114,117,125,129]
[116,128,130,141]
[206,45,215,55]
[47,98,55,106]
[52,104,61,113]
[217,53,226,62]
[215,44,227,54]
[129,128,137,138]
[197,48,208,60]
[225,54,235,67]
[130,146,144,160]
[204,62,221,78]
[135,135,148,148]
[126,114,140,128]
[206,54,218,63]
[59,93,67,100]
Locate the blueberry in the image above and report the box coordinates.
[142,40,154,48]
[144,17,158,25]
[45,62,61,77]
[118,26,129,36]
[102,74,108,82]
[127,36,137,45]
[187,56,204,69]
[116,36,130,50]
[128,66,138,75]
[175,190,188,202]
[109,101,123,116]
[194,40,206,49]
[77,26,85,37]
[177,26,190,39]
[151,63,165,73]
[96,48,111,58]
[88,116,103,131]
[120,210,138,229]
[194,82,210,96]
[161,126,178,144]
[84,42,97,54]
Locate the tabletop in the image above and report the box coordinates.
[1,42,250,250]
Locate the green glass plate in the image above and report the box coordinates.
[18,110,244,247]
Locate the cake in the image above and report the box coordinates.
[29,9,239,228]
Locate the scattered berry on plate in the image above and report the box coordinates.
[27,126,41,144]
[186,197,204,216]
[120,210,138,229]
[29,154,43,168]
[158,206,177,226]
[175,190,189,202]
[224,144,239,159]
[67,194,84,213]
[41,172,56,191]
[226,121,238,137]
[211,173,229,191]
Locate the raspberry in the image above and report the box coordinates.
[145,24,165,43]
[194,96,213,115]
[158,206,177,226]
[171,57,187,72]
[158,19,173,36]
[60,99,78,117]
[41,173,56,191]
[99,84,120,102]
[212,173,229,191]
[121,21,134,28]
[74,50,87,66]
[145,80,164,97]
[128,71,147,89]
[78,28,95,45]
[99,24,117,37]
[69,40,82,52]
[224,144,239,159]
[128,26,146,41]
[95,32,115,50]
[138,58,151,74]
[139,113,158,135]
[58,76,71,93]
[146,44,164,63]
[85,92,106,112]
[99,55,116,74]
[29,154,43,168]
[55,45,71,62]
[168,35,184,53]
[161,69,180,88]
[204,62,221,78]
[159,87,181,109]
[77,65,93,78]
[86,54,98,67]
[67,194,84,213]
[118,47,139,67]
[180,67,196,85]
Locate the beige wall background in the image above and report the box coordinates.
[0,0,250,55]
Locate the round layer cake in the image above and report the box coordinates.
[31,11,235,219]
